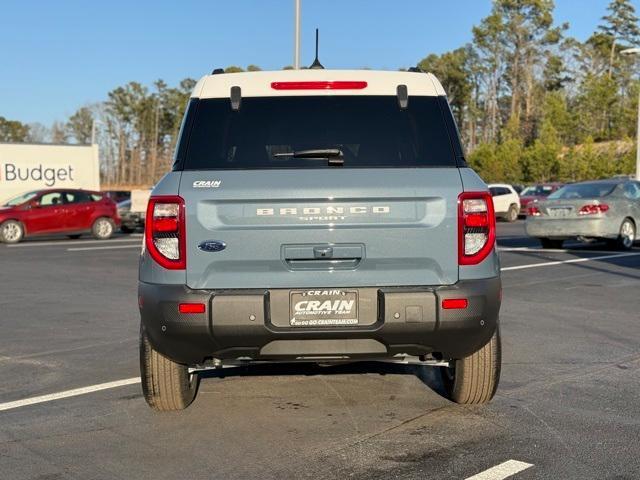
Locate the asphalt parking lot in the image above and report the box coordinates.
[1,222,639,480]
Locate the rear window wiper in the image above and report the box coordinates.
[273,148,344,166]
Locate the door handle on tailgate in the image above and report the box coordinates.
[282,243,364,271]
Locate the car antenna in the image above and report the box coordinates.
[309,28,324,69]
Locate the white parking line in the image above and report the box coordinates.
[67,244,141,252]
[0,377,141,412]
[465,460,533,480]
[501,252,640,271]
[498,246,618,253]
[7,238,141,248]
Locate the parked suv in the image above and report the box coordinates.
[488,183,520,222]
[138,70,501,411]
[0,189,120,243]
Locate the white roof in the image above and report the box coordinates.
[192,69,446,98]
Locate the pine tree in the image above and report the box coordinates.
[599,0,640,78]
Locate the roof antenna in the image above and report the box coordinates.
[309,28,324,69]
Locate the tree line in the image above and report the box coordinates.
[1,0,639,186]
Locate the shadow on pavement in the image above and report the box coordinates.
[198,360,447,397]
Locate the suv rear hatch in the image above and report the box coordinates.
[176,94,463,289]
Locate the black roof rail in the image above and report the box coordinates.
[211,68,225,75]
[407,67,424,73]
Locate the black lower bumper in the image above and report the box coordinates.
[139,278,501,365]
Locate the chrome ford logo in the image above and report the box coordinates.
[198,240,226,252]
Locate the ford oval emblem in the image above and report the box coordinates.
[198,240,226,252]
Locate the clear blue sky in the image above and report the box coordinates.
[0,0,633,125]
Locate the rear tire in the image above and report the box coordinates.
[615,218,635,251]
[440,328,501,405]
[91,217,115,240]
[506,204,519,222]
[0,220,24,244]
[539,238,563,249]
[120,225,134,234]
[140,326,198,411]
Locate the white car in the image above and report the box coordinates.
[488,184,520,222]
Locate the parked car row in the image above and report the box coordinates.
[525,178,639,250]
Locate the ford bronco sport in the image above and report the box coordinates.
[139,69,501,411]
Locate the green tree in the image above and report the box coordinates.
[67,106,94,144]
[0,116,29,142]
[599,0,640,78]
[523,118,562,181]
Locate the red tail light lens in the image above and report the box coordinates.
[458,192,496,266]
[442,298,468,309]
[270,81,368,90]
[528,206,542,216]
[578,204,609,215]
[179,303,205,314]
[145,196,186,270]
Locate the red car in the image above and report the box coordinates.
[519,183,564,216]
[0,189,121,244]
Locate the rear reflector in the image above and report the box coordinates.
[442,298,468,310]
[270,81,368,90]
[179,303,206,314]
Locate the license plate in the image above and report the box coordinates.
[549,207,572,217]
[289,289,358,326]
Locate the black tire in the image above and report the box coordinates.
[539,238,564,249]
[140,325,198,411]
[440,328,501,405]
[91,217,115,240]
[120,225,134,234]
[506,204,519,222]
[67,234,82,239]
[615,218,636,251]
[0,220,24,244]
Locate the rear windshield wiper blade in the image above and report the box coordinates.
[273,148,344,165]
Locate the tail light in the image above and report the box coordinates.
[270,81,368,90]
[145,195,186,270]
[528,206,542,216]
[458,192,496,266]
[578,204,609,215]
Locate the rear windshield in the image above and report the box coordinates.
[521,185,556,197]
[178,96,457,170]
[548,182,617,200]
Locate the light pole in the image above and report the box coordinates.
[621,47,640,179]
[294,0,301,69]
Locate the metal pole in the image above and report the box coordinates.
[294,0,301,69]
[636,88,640,179]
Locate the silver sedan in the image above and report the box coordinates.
[525,179,640,250]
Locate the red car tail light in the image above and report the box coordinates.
[179,303,206,314]
[270,81,368,90]
[578,204,609,215]
[145,196,186,270]
[458,192,496,266]
[527,206,542,216]
[442,298,468,310]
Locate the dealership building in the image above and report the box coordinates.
[0,142,100,203]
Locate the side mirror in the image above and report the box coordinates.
[28,200,40,209]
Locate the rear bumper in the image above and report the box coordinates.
[139,278,501,365]
[525,217,617,239]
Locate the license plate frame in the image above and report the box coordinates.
[289,289,359,327]
[549,207,572,217]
